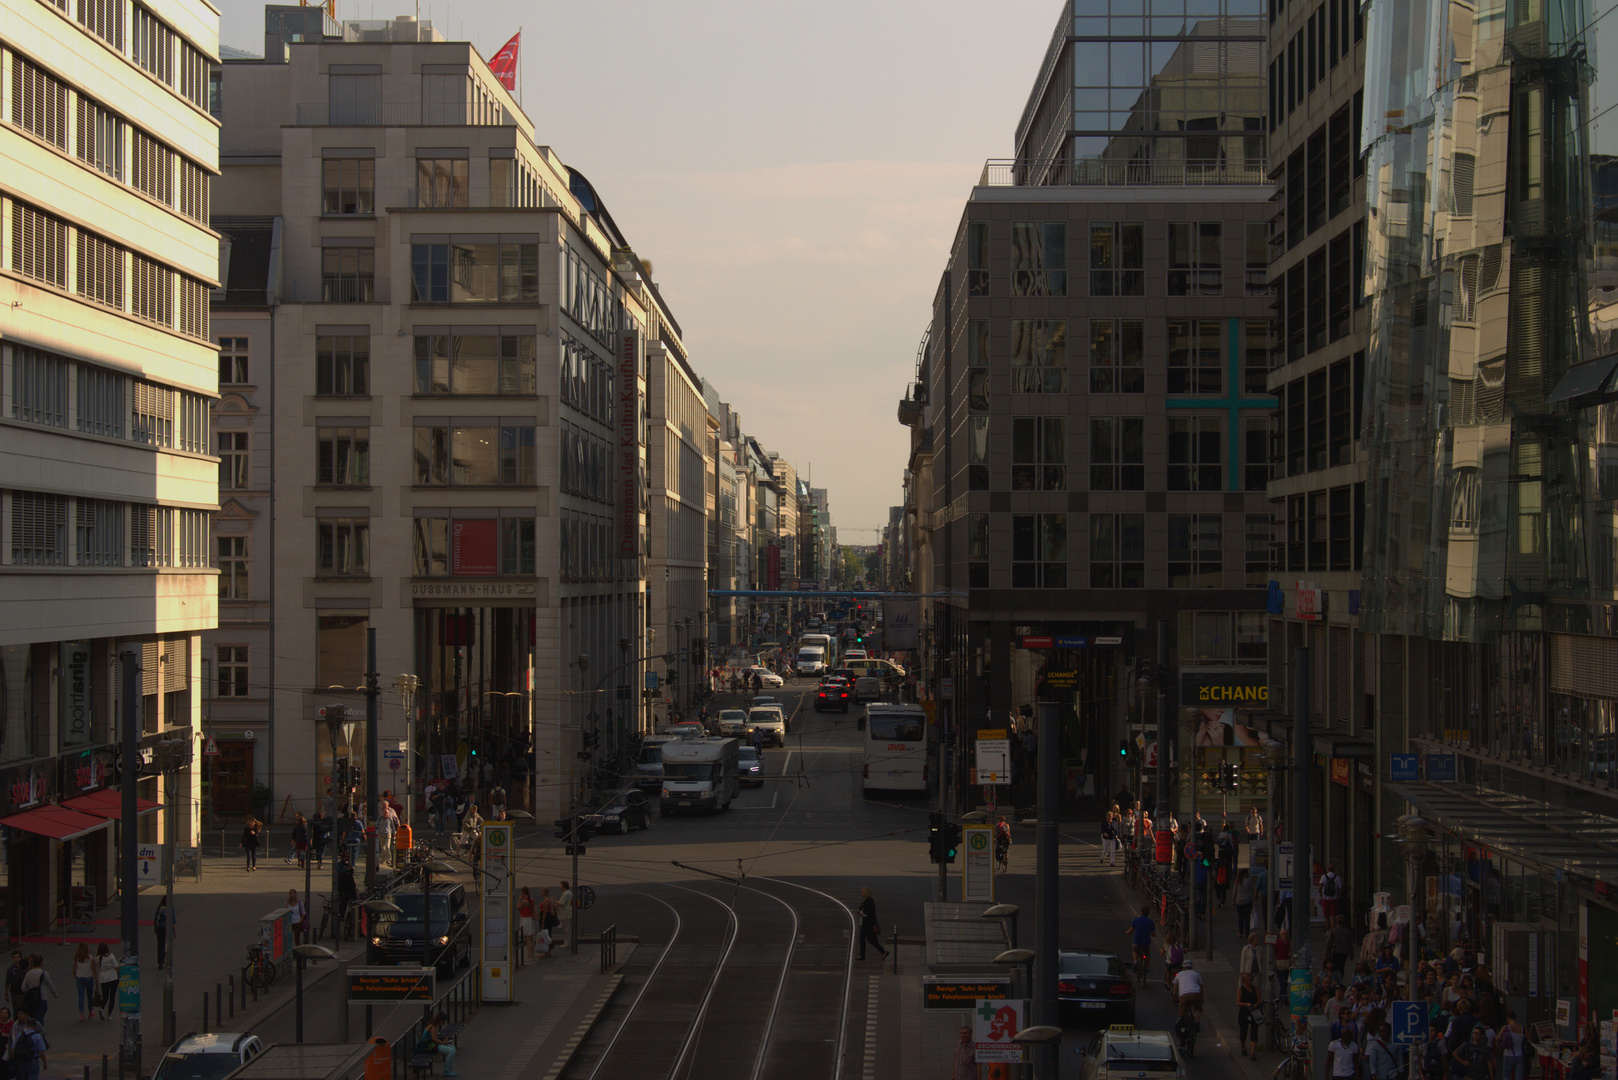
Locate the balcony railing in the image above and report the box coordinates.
[295,102,517,127]
[319,276,376,303]
[979,158,1269,187]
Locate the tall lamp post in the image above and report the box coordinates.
[292,944,337,1042]
[1399,815,1428,965]
[393,675,420,831]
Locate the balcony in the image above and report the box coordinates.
[282,277,381,304]
[978,158,1269,188]
[295,102,517,127]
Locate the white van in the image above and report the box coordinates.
[796,646,827,675]
[659,737,740,815]
[798,633,836,668]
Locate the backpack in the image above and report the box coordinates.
[1321,874,1340,899]
[12,1028,42,1065]
[1422,1039,1447,1075]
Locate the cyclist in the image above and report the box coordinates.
[1161,929,1185,992]
[1125,905,1157,977]
[1172,958,1204,1021]
[994,817,1012,868]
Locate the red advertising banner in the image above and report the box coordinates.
[452,520,498,576]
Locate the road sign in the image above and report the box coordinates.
[575,885,596,910]
[481,822,514,1002]
[389,759,401,771]
[962,824,994,902]
[384,748,405,759]
[347,967,435,1003]
[973,999,1028,1064]
[1427,754,1457,782]
[1276,842,1294,889]
[1390,754,1418,782]
[1390,1001,1427,1044]
[975,737,1011,785]
[137,844,162,884]
[203,738,219,757]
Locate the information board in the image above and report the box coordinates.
[480,822,514,1002]
[347,967,435,1003]
[962,824,995,902]
[922,976,1013,1010]
[973,999,1028,1064]
[974,737,1011,785]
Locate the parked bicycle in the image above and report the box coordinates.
[243,942,276,991]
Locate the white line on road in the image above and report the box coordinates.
[782,750,794,775]
[732,791,779,811]
[862,974,880,1080]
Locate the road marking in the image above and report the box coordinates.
[782,750,794,775]
[862,974,880,1080]
[731,792,779,811]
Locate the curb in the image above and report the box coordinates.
[539,974,624,1080]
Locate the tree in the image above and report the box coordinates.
[841,547,862,585]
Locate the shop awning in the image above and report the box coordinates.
[0,805,111,842]
[1390,781,1618,883]
[61,789,161,820]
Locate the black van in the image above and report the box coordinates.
[366,881,470,977]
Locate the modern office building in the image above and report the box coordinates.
[0,0,218,924]
[215,10,650,821]
[900,0,1275,814]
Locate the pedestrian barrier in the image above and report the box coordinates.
[599,924,617,972]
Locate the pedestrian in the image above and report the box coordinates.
[1233,868,1254,937]
[1325,914,1354,979]
[418,1012,457,1077]
[1272,927,1292,991]
[1320,865,1343,924]
[558,880,574,948]
[70,946,93,1023]
[5,950,26,1012]
[377,799,398,868]
[537,887,560,951]
[1368,1022,1403,1080]
[310,809,330,868]
[950,1026,975,1080]
[1101,812,1118,865]
[9,1011,46,1080]
[750,726,764,754]
[17,957,55,1023]
[154,897,173,969]
[93,944,117,1020]
[1453,1023,1495,1080]
[240,816,261,870]
[1246,806,1264,841]
[517,888,538,962]
[1237,970,1261,1060]
[287,889,308,947]
[1328,1027,1360,1079]
[1362,912,1392,965]
[1495,1011,1527,1080]
[857,887,888,961]
[290,813,309,869]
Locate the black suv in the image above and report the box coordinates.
[584,789,653,834]
[367,881,471,978]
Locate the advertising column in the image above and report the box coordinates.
[480,822,514,1002]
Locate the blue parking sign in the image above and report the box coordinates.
[1391,1001,1427,1044]
[1390,754,1419,782]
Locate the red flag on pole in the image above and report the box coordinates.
[488,32,519,90]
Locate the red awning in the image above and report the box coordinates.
[0,805,109,841]
[61,789,161,820]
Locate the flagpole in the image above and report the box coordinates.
[517,26,523,110]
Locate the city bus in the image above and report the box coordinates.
[862,703,928,793]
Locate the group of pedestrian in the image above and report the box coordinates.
[515,881,574,961]
[65,945,118,1022]
[0,948,56,1080]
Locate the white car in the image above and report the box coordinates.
[151,1033,265,1080]
[742,666,784,688]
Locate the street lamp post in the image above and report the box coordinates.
[1399,815,1429,966]
[292,944,337,1042]
[393,675,420,832]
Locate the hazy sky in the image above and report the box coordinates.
[221,0,1061,538]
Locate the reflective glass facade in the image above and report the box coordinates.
[1361,0,1618,643]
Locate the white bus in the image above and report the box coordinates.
[862,704,929,792]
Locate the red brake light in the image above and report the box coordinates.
[1058,980,1077,993]
[1109,983,1133,996]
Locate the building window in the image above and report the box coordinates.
[78,366,124,438]
[1011,513,1066,588]
[75,498,123,567]
[316,518,370,577]
[11,56,67,150]
[130,504,171,567]
[11,492,67,566]
[969,370,988,411]
[416,158,468,208]
[500,517,536,575]
[12,203,67,289]
[218,432,248,490]
[216,645,248,697]
[968,513,989,588]
[77,0,124,48]
[413,516,537,576]
[1168,417,1222,491]
[12,347,67,428]
[1090,417,1145,491]
[1286,494,1306,570]
[177,508,208,568]
[559,423,612,501]
[1246,222,1270,296]
[322,247,375,303]
[131,130,175,207]
[1245,514,1273,586]
[967,222,988,296]
[1167,320,1222,395]
[414,334,536,395]
[559,333,612,419]
[322,158,375,215]
[218,535,248,599]
[1329,485,1353,571]
[1089,513,1145,588]
[219,337,249,384]
[1168,513,1222,588]
[1329,232,1353,341]
[411,239,538,304]
[316,335,369,395]
[1245,319,1274,394]
[1089,319,1144,393]
[1090,222,1144,296]
[1308,490,1329,570]
[316,427,369,487]
[967,416,989,490]
[1168,222,1222,296]
[1243,416,1272,491]
[75,97,125,179]
[177,391,206,453]
[131,254,174,326]
[1010,320,1066,393]
[328,74,380,125]
[131,381,174,448]
[76,230,124,308]
[1012,417,1065,491]
[132,6,175,84]
[1011,222,1065,296]
[413,425,536,486]
[1329,360,1353,466]
[1181,611,1268,663]
[316,615,368,688]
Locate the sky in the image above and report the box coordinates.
[220,0,1063,538]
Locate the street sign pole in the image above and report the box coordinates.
[119,651,141,1076]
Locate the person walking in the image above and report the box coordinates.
[558,880,574,948]
[857,887,889,961]
[310,809,330,869]
[154,897,173,969]
[517,888,538,962]
[290,813,309,870]
[950,1026,976,1080]
[1328,1027,1361,1079]
[1325,914,1354,979]
[1101,812,1118,866]
[286,889,308,947]
[17,957,55,1023]
[240,817,261,871]
[1237,970,1261,1060]
[9,1011,46,1080]
[1233,868,1255,937]
[1320,865,1344,925]
[5,949,26,1011]
[93,944,117,1020]
[1453,1023,1496,1080]
[70,945,93,1022]
[537,888,559,953]
[1367,1023,1403,1080]
[1495,1011,1527,1080]
[377,799,398,869]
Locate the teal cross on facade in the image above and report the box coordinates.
[977,1000,1001,1022]
[1163,317,1277,491]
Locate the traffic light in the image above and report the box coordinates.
[1198,836,1215,868]
[1118,739,1130,758]
[1219,762,1240,792]
[943,822,962,863]
[928,810,944,864]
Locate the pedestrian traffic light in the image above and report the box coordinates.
[1199,836,1215,868]
[943,823,962,863]
[1119,739,1130,758]
[928,810,943,864]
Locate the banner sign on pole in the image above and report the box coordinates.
[480,822,514,1002]
[962,824,994,902]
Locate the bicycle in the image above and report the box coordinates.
[1131,946,1149,987]
[243,942,276,991]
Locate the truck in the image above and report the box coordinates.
[798,632,836,668]
[659,737,740,815]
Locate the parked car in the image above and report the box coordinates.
[367,881,471,977]
[742,666,784,688]
[584,789,653,834]
[151,1033,265,1080]
[1059,951,1136,1026]
[737,745,764,786]
[815,678,852,713]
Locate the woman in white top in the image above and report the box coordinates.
[93,944,119,1020]
[71,945,94,1022]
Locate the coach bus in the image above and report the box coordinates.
[862,703,928,793]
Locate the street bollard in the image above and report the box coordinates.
[890,924,899,975]
[202,993,209,1033]
[84,1064,91,1080]
[216,983,222,1027]
[228,975,235,1017]
[102,1053,109,1080]
[117,1050,124,1080]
